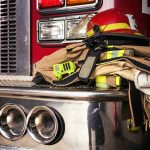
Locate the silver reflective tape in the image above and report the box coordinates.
[79,56,95,79]
[112,51,118,58]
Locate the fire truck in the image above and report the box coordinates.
[0,0,150,150]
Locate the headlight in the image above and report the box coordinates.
[38,20,65,41]
[66,15,91,39]
[37,14,95,44]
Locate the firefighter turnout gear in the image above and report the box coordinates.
[33,12,150,130]
[95,75,121,89]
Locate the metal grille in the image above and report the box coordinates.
[0,0,17,74]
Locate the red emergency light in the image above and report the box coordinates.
[38,0,64,8]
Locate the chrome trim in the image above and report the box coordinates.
[0,86,128,101]
[27,106,59,144]
[0,104,27,141]
[36,0,102,15]
[16,0,30,75]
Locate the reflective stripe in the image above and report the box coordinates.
[112,51,119,58]
[106,51,113,59]
[96,49,126,88]
[96,83,109,89]
[107,45,114,48]
[87,23,131,37]
[96,75,121,87]
[116,76,120,86]
[127,119,141,132]
[101,23,130,31]
[96,75,106,83]
[117,50,125,57]
[96,76,108,89]
[106,49,125,59]
[134,32,143,36]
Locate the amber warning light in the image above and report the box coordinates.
[67,0,96,6]
[38,0,96,8]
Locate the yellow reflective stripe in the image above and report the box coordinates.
[134,32,143,36]
[127,119,141,132]
[106,49,125,59]
[87,23,131,37]
[101,23,130,31]
[96,75,121,87]
[106,51,113,59]
[87,30,94,37]
[96,75,120,85]
[117,50,125,57]
[116,76,120,86]
[96,76,106,84]
[106,45,114,48]
[96,76,108,89]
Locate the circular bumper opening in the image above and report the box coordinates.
[0,104,27,140]
[27,106,61,144]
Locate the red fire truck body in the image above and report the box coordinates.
[32,0,150,63]
[0,0,149,150]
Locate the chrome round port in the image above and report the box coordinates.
[27,106,60,144]
[0,104,27,140]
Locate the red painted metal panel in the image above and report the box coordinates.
[115,0,150,36]
[31,1,59,64]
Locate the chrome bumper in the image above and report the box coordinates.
[0,85,127,101]
[0,83,149,150]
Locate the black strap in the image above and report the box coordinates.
[79,29,107,83]
[84,33,149,46]
[129,81,144,126]
[32,72,49,84]
[52,72,79,86]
